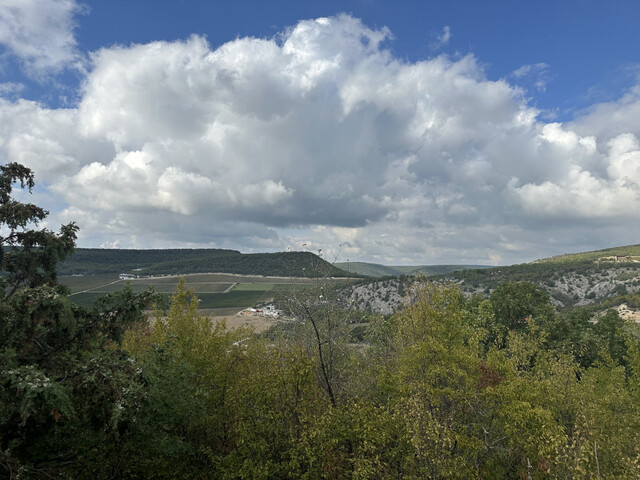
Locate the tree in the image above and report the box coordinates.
[0,163,77,296]
[0,163,153,479]
[489,281,553,331]
[281,274,357,408]
[373,282,486,479]
[593,309,633,366]
[123,278,256,476]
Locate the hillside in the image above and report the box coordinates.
[333,262,400,277]
[450,244,640,307]
[59,248,353,278]
[59,244,640,313]
[531,244,640,265]
[340,244,640,314]
[333,261,490,277]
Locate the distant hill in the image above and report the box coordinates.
[531,244,640,265]
[333,261,490,277]
[333,262,399,277]
[444,244,640,309]
[59,248,353,278]
[338,244,640,314]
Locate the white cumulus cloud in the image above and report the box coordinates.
[1,14,640,264]
[0,0,83,75]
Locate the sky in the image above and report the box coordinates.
[1,0,640,266]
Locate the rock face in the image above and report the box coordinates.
[540,269,638,307]
[346,278,417,315]
[342,266,640,315]
[617,303,640,322]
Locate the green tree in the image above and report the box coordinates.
[383,283,486,478]
[123,278,254,477]
[547,307,600,368]
[490,281,553,332]
[0,163,77,296]
[0,163,153,479]
[593,309,631,365]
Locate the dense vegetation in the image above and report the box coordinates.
[59,248,353,278]
[1,163,154,478]
[3,163,640,478]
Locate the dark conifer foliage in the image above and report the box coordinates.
[1,164,154,479]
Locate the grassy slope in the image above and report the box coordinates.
[60,244,640,311]
[533,244,640,264]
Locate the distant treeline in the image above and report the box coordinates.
[59,248,353,278]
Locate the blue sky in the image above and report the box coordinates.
[1,0,640,265]
[110,0,638,116]
[12,1,640,116]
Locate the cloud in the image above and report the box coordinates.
[569,83,640,142]
[510,130,640,220]
[0,82,24,96]
[511,62,551,92]
[430,25,451,50]
[2,14,640,264]
[0,0,84,75]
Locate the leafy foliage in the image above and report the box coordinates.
[4,161,640,478]
[144,279,639,479]
[0,163,77,295]
[0,164,154,479]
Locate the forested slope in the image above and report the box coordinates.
[59,248,353,278]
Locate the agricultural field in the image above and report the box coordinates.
[60,272,322,312]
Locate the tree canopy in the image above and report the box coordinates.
[3,162,640,479]
[1,163,153,478]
